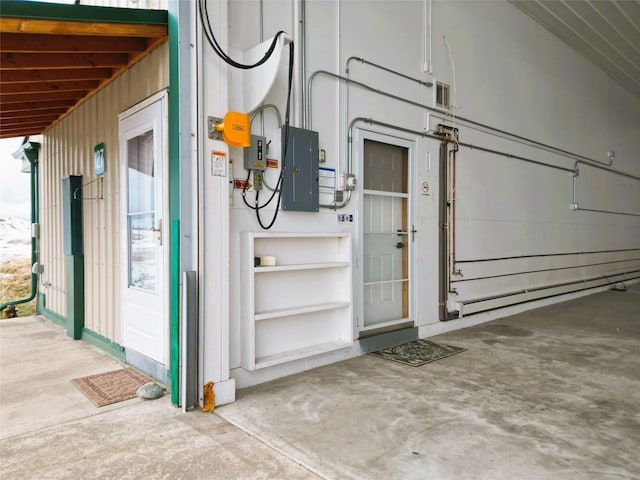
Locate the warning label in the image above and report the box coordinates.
[234,178,252,190]
[266,158,279,168]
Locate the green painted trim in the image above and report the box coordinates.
[168,0,181,407]
[0,1,167,25]
[81,329,126,362]
[38,293,67,328]
[65,255,85,340]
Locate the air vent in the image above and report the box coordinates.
[436,81,450,109]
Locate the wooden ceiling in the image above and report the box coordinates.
[0,1,168,139]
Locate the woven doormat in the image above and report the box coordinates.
[369,339,467,367]
[71,368,151,407]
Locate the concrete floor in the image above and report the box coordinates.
[0,317,318,480]
[1,285,638,479]
[218,285,640,480]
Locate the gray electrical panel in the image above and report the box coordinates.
[244,135,266,171]
[281,126,319,212]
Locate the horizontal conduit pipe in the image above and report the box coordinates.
[574,160,640,180]
[451,258,640,283]
[572,206,640,217]
[320,116,444,210]
[572,159,640,217]
[308,69,615,169]
[457,142,574,173]
[346,56,433,87]
[456,248,640,263]
[457,269,640,312]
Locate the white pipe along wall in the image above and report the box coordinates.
[198,0,640,394]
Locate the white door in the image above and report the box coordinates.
[359,134,413,336]
[119,94,168,364]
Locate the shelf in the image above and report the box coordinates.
[241,232,353,372]
[254,340,353,369]
[255,262,349,273]
[255,301,350,321]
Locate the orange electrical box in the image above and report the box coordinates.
[215,111,250,147]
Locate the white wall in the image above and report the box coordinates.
[204,0,639,385]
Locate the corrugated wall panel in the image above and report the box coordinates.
[39,43,169,345]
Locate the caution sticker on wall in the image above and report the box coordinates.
[211,151,227,177]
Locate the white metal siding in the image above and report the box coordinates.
[38,42,169,344]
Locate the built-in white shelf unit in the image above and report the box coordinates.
[240,233,353,370]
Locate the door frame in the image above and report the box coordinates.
[119,90,170,367]
[355,128,416,338]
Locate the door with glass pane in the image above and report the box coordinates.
[360,137,412,336]
[119,94,167,364]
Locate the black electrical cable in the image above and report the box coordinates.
[198,0,293,229]
[255,41,294,230]
[198,0,286,70]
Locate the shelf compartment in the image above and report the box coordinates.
[255,261,349,273]
[255,301,350,321]
[254,340,353,369]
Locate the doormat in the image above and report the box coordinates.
[369,339,466,367]
[71,368,152,407]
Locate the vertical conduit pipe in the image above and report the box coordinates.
[299,0,306,128]
[438,136,458,321]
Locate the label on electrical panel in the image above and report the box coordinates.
[266,158,279,168]
[211,150,227,177]
[234,178,252,190]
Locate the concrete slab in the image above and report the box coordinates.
[0,316,319,480]
[218,285,640,480]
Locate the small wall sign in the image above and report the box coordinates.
[94,143,105,176]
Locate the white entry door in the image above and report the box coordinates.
[119,93,168,365]
[359,134,413,336]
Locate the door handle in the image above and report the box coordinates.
[150,219,162,246]
[398,225,417,242]
[395,242,405,249]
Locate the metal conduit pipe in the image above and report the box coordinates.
[308,69,616,169]
[321,115,444,209]
[456,140,574,173]
[457,269,640,317]
[250,103,283,128]
[299,0,307,128]
[455,248,640,263]
[346,56,434,88]
[439,139,459,321]
[451,258,640,283]
[572,159,640,217]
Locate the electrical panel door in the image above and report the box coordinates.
[281,126,319,212]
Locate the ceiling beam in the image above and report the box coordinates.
[1,68,113,83]
[0,33,149,53]
[0,80,101,94]
[1,52,129,69]
[1,100,75,113]
[1,108,70,119]
[1,128,44,139]
[0,91,90,103]
[1,118,59,129]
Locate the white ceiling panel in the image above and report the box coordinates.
[511,0,640,98]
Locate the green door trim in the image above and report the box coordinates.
[168,0,181,406]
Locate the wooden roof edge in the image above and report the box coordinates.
[0,1,168,26]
